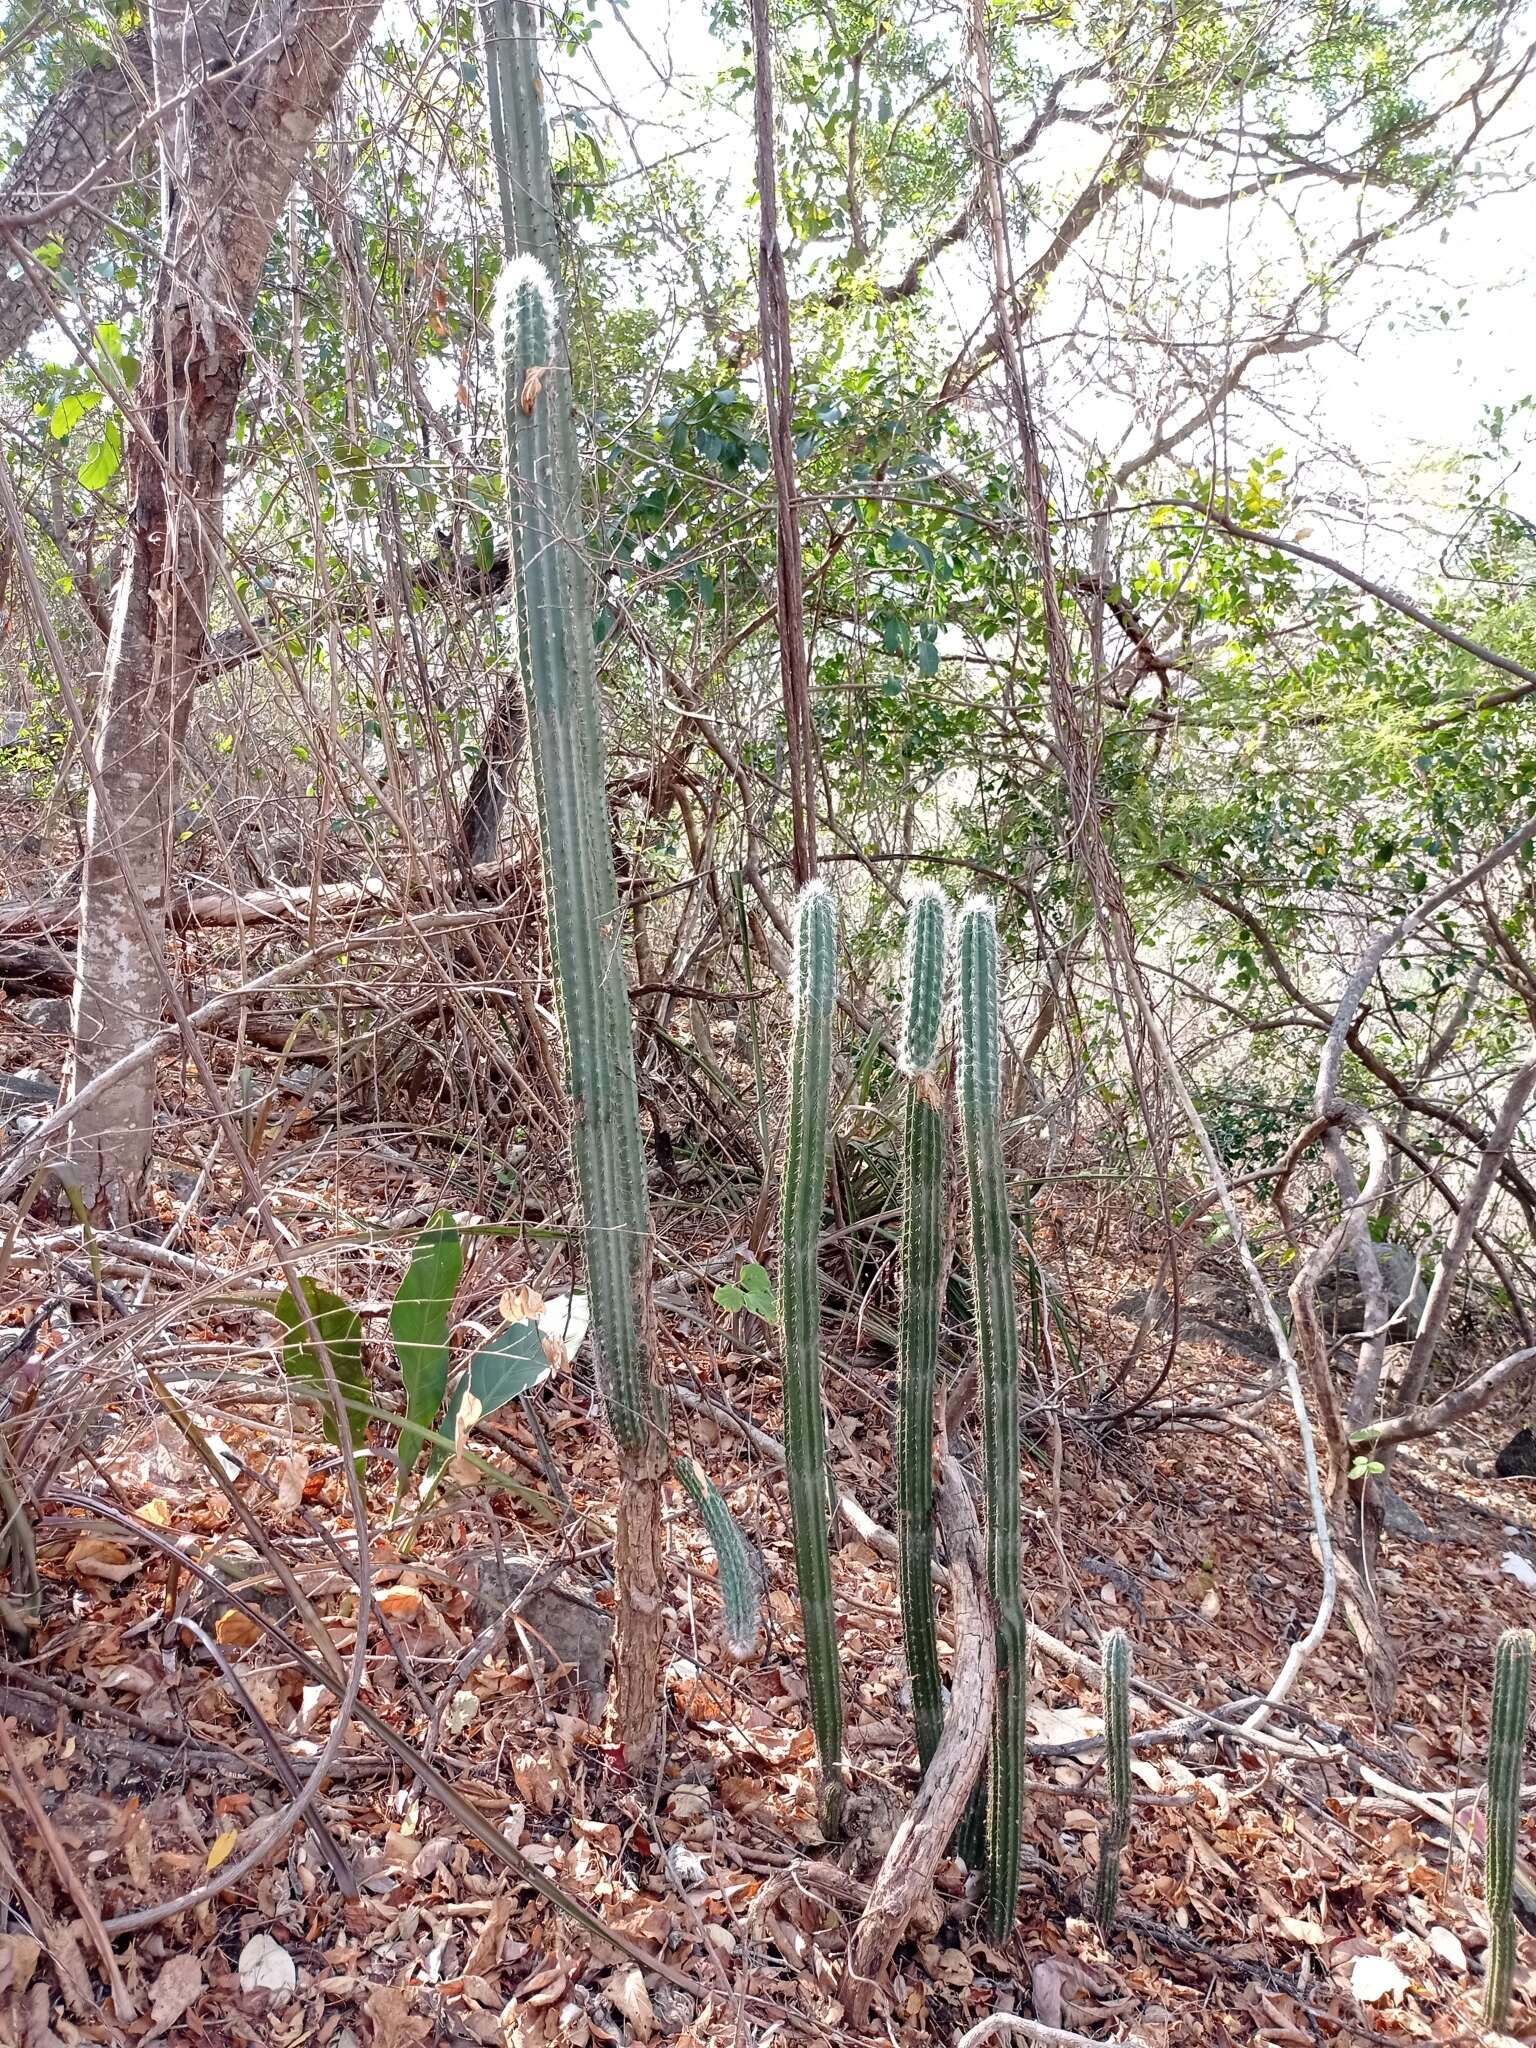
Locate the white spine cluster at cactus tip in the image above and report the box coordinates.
[897,880,949,1079]
[790,878,835,1017]
[492,254,558,374]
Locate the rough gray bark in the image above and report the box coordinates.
[66,0,381,1217]
[0,36,151,364]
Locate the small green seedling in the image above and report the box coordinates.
[714,1262,777,1323]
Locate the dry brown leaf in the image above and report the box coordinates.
[376,1584,425,1621]
[65,1536,140,1583]
[214,1607,264,1649]
[275,1449,309,1512]
[607,1965,654,2041]
[366,1984,433,2047]
[148,1953,203,2036]
[0,1937,39,1996]
[447,1391,483,1485]
[511,1751,565,1814]
[500,1285,543,1324]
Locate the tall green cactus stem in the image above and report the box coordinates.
[484,0,667,1761]
[957,896,1028,1938]
[674,1456,762,1662]
[781,879,845,1835]
[1094,1628,1133,1930]
[1485,1628,1532,2028]
[897,884,950,1777]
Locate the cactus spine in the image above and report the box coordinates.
[674,1457,762,1662]
[1094,1628,1133,1930]
[1485,1627,1532,2028]
[483,0,666,1755]
[956,896,1027,1938]
[781,880,845,1834]
[897,884,950,1777]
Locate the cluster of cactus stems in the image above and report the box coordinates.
[781,880,846,1834]
[896,884,951,1777]
[1094,1628,1134,1930]
[490,209,658,1455]
[1485,1627,1532,2028]
[674,1456,761,1662]
[956,897,1029,1937]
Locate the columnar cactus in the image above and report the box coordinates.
[896,884,950,1777]
[674,1456,761,1662]
[782,879,845,1834]
[956,896,1028,1938]
[483,0,667,1756]
[1485,1627,1532,2028]
[1094,1628,1133,1930]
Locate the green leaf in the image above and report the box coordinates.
[740,1263,771,1292]
[390,1210,463,1479]
[274,1278,370,1455]
[744,1291,777,1324]
[49,390,102,439]
[714,1282,747,1311]
[424,1316,550,1491]
[78,416,122,491]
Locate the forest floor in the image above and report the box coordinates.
[3,997,1536,2048]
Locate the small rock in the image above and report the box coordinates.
[1496,1427,1536,1478]
[468,1553,613,1691]
[0,1070,58,1110]
[18,998,70,1035]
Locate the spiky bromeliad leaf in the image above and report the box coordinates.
[956,895,1028,1938]
[781,879,845,1835]
[391,1210,464,1482]
[1094,1627,1134,1930]
[896,883,950,1778]
[674,1456,762,1660]
[1485,1627,1533,2027]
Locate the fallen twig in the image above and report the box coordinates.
[842,1450,996,2025]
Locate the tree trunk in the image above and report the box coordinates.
[0,36,151,366]
[63,0,380,1217]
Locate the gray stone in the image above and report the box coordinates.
[0,1070,59,1109]
[19,998,71,1035]
[466,1552,612,1689]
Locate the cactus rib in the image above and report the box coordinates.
[674,1456,761,1661]
[1094,1627,1133,1930]
[781,879,845,1834]
[956,896,1027,1939]
[1485,1627,1532,2028]
[896,884,950,1777]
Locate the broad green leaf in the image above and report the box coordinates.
[740,1262,772,1293]
[49,390,102,439]
[274,1278,369,1455]
[390,1210,462,1478]
[424,1318,548,1492]
[78,417,122,491]
[714,1282,747,1311]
